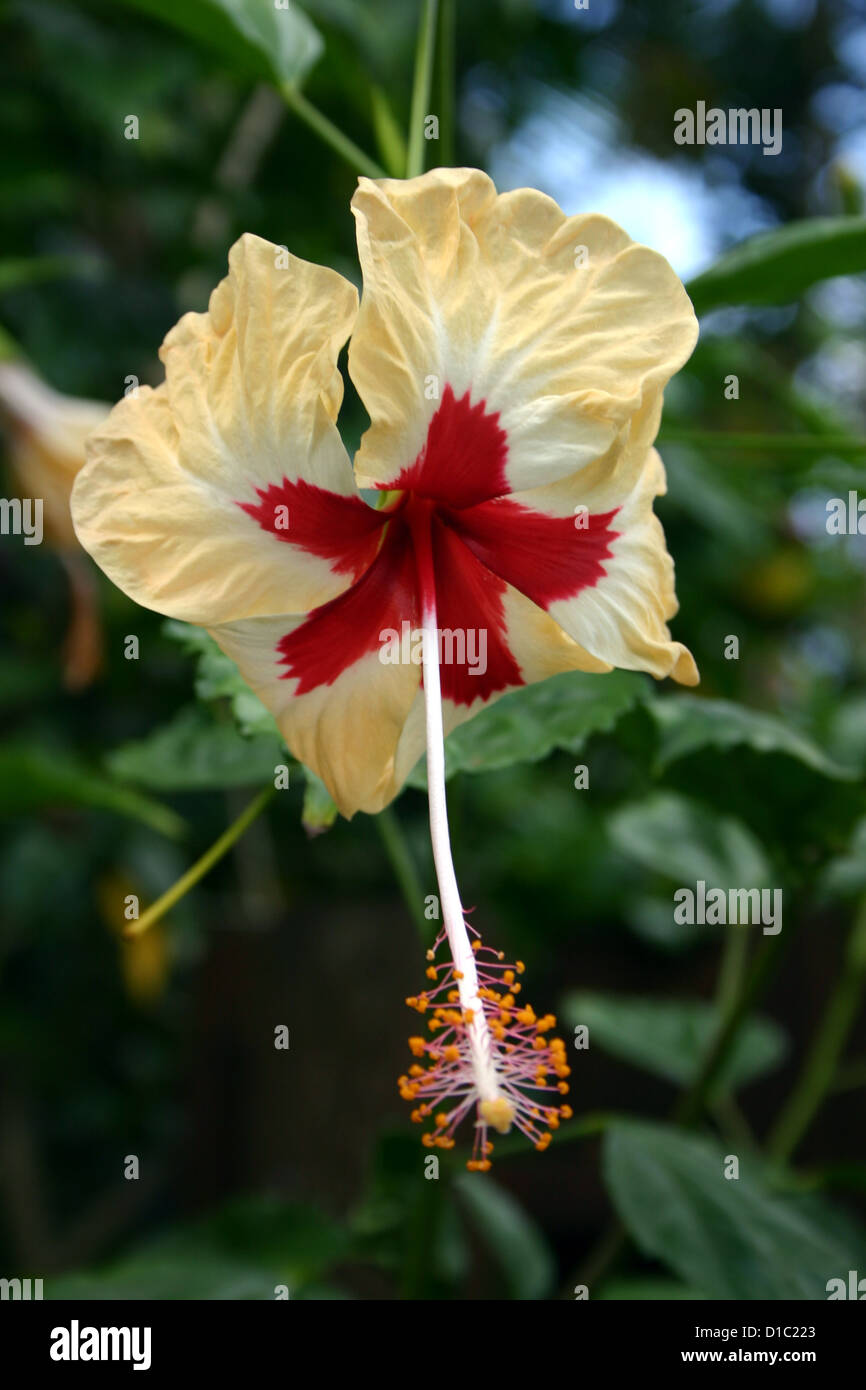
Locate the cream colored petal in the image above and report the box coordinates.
[349,168,698,497]
[0,362,109,547]
[516,445,698,685]
[207,615,421,818]
[72,234,364,625]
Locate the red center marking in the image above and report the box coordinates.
[239,477,384,582]
[445,495,619,609]
[387,384,510,510]
[277,521,418,695]
[238,385,616,704]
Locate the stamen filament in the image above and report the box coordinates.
[409,501,508,1114]
[400,500,570,1166]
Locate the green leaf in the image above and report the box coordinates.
[624,894,706,952]
[603,1119,866,1299]
[454,1174,555,1300]
[350,1133,468,1292]
[0,745,184,839]
[163,621,279,739]
[608,791,773,889]
[661,446,772,548]
[819,818,866,899]
[562,993,787,1097]
[47,1197,347,1300]
[408,670,646,787]
[189,1195,348,1281]
[122,0,323,88]
[106,706,285,791]
[47,1253,279,1301]
[682,336,861,440]
[0,254,100,293]
[301,767,339,835]
[687,217,866,315]
[828,695,866,775]
[648,695,856,781]
[660,428,866,459]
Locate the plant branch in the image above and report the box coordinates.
[125,786,275,939]
[376,805,431,942]
[437,0,455,166]
[280,83,386,179]
[675,925,792,1125]
[768,898,866,1162]
[407,0,439,178]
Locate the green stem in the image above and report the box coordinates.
[279,83,386,180]
[715,923,750,1018]
[437,0,456,166]
[659,427,866,456]
[125,786,275,938]
[831,1058,866,1094]
[407,0,439,178]
[573,1223,628,1295]
[402,1168,444,1299]
[675,925,791,1125]
[375,805,430,942]
[768,898,866,1162]
[712,1095,758,1151]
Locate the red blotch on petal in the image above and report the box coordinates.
[446,496,619,609]
[240,477,386,582]
[277,521,418,694]
[430,516,524,706]
[389,385,509,510]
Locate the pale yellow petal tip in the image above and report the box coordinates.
[672,647,700,686]
[353,165,489,196]
[479,1097,516,1136]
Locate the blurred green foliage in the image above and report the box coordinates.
[1,0,865,1300]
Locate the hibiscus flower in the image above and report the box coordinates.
[0,360,110,687]
[72,167,699,1165]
